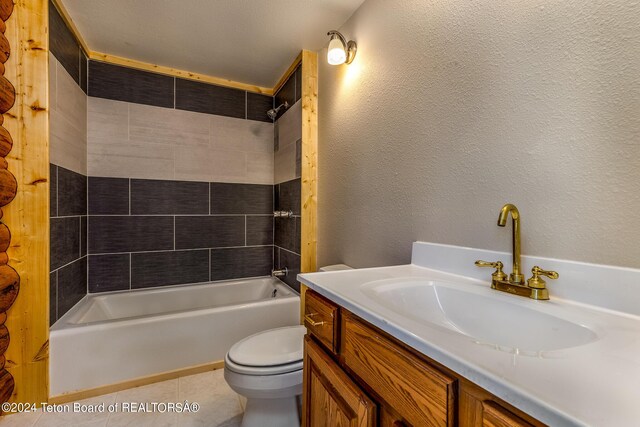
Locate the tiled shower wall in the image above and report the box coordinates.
[49,0,89,325]
[49,0,305,326]
[87,179,273,291]
[273,68,303,291]
[85,62,277,295]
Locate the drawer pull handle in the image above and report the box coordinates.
[304,314,325,327]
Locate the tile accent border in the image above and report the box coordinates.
[50,165,88,325]
[87,177,274,293]
[274,178,301,292]
[89,61,274,123]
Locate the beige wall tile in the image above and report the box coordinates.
[129,103,209,147]
[49,52,57,112]
[50,109,87,175]
[211,115,273,153]
[88,139,174,180]
[174,145,214,182]
[88,97,129,142]
[87,97,274,184]
[209,149,248,183]
[56,60,87,134]
[49,54,87,175]
[247,150,274,185]
[276,100,301,151]
[244,120,274,153]
[274,141,296,184]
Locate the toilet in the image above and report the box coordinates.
[224,264,352,427]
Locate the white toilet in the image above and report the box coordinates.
[224,325,306,427]
[224,264,352,427]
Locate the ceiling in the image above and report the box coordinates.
[61,0,365,88]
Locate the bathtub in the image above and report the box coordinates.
[50,277,300,397]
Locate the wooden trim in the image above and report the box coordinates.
[49,360,224,404]
[272,51,302,95]
[89,51,273,95]
[300,49,318,274]
[299,50,318,322]
[2,0,50,405]
[50,0,89,55]
[50,0,281,95]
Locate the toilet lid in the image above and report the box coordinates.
[228,325,306,367]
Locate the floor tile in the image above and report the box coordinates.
[0,409,42,426]
[1,369,245,427]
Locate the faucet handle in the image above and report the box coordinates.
[527,266,559,289]
[475,260,507,283]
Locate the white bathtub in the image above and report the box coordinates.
[50,277,300,396]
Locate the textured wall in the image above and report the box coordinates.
[318,0,640,269]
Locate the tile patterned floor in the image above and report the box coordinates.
[0,369,246,427]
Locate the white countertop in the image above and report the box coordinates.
[298,242,640,427]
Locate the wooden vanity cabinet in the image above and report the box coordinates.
[302,289,544,427]
[303,335,376,426]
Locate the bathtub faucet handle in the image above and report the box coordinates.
[272,268,288,278]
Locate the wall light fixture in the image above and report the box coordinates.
[326,30,357,65]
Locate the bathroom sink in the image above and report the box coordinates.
[361,278,598,352]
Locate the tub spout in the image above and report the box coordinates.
[272,268,288,277]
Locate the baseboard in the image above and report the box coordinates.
[48,360,225,404]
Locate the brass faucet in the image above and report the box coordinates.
[476,204,559,300]
[497,203,523,284]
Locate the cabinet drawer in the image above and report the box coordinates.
[482,401,533,427]
[342,312,456,427]
[304,290,338,353]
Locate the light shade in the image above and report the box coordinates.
[327,35,347,65]
[326,30,356,65]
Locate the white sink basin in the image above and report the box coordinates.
[361,278,598,352]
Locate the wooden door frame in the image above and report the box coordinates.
[2,0,50,406]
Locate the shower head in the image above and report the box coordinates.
[267,101,289,120]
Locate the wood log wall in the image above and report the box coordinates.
[0,0,19,409]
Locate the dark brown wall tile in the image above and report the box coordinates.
[57,166,87,216]
[211,183,273,214]
[274,73,295,120]
[131,179,209,215]
[247,92,273,122]
[275,217,299,253]
[175,216,244,249]
[50,164,57,218]
[175,78,245,118]
[277,248,301,293]
[88,177,130,215]
[49,0,80,84]
[277,178,300,215]
[131,250,209,289]
[51,216,80,270]
[80,51,88,94]
[89,61,174,108]
[295,65,302,102]
[89,254,130,293]
[57,257,87,317]
[88,216,174,254]
[81,216,87,257]
[50,271,57,325]
[247,216,273,246]
[211,246,272,281]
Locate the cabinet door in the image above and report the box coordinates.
[481,401,533,427]
[303,336,376,427]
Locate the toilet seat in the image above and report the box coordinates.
[227,325,306,368]
[225,353,303,375]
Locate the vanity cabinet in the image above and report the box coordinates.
[302,289,543,427]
